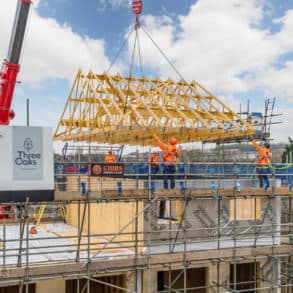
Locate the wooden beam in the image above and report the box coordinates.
[0,245,291,282]
[54,187,293,201]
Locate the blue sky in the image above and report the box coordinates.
[1,0,293,146]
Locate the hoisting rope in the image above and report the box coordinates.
[141,24,186,82]
[123,0,144,114]
[106,26,134,74]
[103,0,145,143]
[136,28,144,77]
[108,0,187,98]
[108,0,184,81]
[123,27,139,114]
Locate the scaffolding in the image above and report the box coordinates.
[0,160,293,293]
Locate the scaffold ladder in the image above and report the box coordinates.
[35,204,46,226]
[34,203,66,226]
[58,203,66,222]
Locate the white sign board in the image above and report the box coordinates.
[0,126,54,201]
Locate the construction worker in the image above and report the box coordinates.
[251,137,272,188]
[149,150,160,174]
[29,226,38,235]
[153,135,181,188]
[104,149,117,163]
[62,142,68,160]
[153,134,181,219]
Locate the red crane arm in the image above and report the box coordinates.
[0,0,32,125]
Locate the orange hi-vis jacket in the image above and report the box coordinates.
[150,153,160,164]
[104,154,117,163]
[150,153,160,169]
[252,139,271,165]
[154,137,181,163]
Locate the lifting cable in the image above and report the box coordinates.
[141,24,186,83]
[133,4,144,78]
[136,28,144,77]
[108,0,188,106]
[106,26,134,74]
[107,0,193,134]
[123,26,139,114]
[123,1,144,114]
[108,0,185,81]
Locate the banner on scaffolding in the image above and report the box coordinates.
[91,163,124,177]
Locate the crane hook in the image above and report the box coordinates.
[132,0,143,29]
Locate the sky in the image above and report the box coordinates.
[1,0,293,150]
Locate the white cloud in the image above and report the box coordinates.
[0,0,115,85]
[255,61,293,100]
[273,10,293,51]
[133,0,293,104]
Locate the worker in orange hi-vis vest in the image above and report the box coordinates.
[153,135,181,188]
[104,149,117,163]
[153,134,182,221]
[29,226,38,235]
[251,137,272,188]
[149,151,160,174]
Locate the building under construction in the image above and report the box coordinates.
[0,70,292,293]
[0,1,292,293]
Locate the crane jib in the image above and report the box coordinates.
[0,0,32,125]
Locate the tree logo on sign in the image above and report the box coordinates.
[23,137,33,152]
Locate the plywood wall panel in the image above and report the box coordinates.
[66,201,144,251]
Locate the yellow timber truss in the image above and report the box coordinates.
[54,70,255,145]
